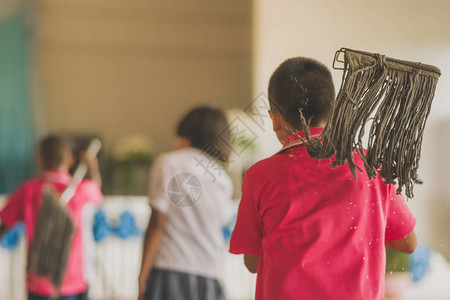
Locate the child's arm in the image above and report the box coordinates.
[229,173,263,274]
[244,254,259,273]
[385,229,417,254]
[81,151,102,188]
[0,186,25,238]
[138,208,167,300]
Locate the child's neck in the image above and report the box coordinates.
[277,122,326,144]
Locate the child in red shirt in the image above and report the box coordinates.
[0,135,103,300]
[229,57,417,300]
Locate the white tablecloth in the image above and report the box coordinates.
[0,195,256,300]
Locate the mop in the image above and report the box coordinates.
[28,139,102,297]
[302,48,441,198]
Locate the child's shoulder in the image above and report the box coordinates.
[76,179,103,204]
[159,147,215,168]
[6,178,43,201]
[245,153,285,178]
[158,147,195,162]
[79,179,100,189]
[17,177,43,190]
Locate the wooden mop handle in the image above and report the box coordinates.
[60,138,102,204]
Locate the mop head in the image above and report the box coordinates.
[303,48,441,198]
[28,185,75,290]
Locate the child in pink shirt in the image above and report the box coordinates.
[0,135,103,300]
[229,57,417,300]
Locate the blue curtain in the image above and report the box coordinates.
[0,10,34,194]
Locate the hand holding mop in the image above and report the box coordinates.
[303,48,441,198]
[28,138,102,296]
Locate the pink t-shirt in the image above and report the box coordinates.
[0,171,103,296]
[229,128,416,300]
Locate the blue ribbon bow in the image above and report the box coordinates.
[0,222,25,250]
[93,209,143,242]
[222,214,237,242]
[409,244,432,282]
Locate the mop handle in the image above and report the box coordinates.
[60,138,102,205]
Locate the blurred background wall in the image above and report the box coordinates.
[37,0,252,153]
[0,6,34,193]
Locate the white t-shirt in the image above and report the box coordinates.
[149,147,233,278]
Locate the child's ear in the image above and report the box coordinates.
[269,110,282,132]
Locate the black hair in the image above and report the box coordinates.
[39,135,72,170]
[268,57,335,129]
[176,106,229,162]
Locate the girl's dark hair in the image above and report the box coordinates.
[176,106,230,162]
[268,57,335,129]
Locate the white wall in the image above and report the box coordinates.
[253,0,450,258]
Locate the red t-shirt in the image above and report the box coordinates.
[0,171,103,296]
[229,128,416,300]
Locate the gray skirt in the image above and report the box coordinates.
[143,268,226,300]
